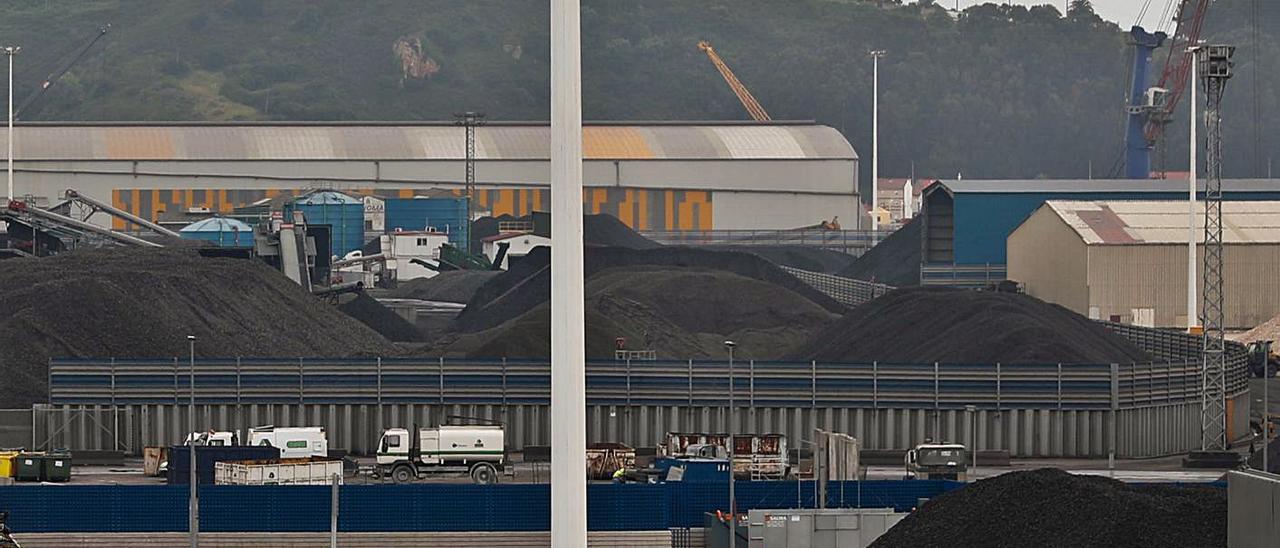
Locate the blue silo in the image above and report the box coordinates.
[286,191,365,257]
[179,217,256,248]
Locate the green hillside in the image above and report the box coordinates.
[3,0,1276,183]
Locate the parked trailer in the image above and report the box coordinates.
[659,432,790,480]
[214,458,344,485]
[376,425,504,484]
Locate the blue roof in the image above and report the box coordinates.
[293,190,362,205]
[180,217,254,233]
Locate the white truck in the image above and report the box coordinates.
[247,426,328,459]
[376,425,505,484]
[905,441,968,481]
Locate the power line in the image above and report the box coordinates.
[1135,0,1155,27]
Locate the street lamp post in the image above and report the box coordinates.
[3,46,18,203]
[869,50,886,232]
[1188,44,1203,332]
[724,340,737,548]
[187,335,198,548]
[965,404,977,479]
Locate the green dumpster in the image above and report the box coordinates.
[14,453,42,482]
[41,452,71,482]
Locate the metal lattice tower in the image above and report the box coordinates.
[455,111,486,253]
[1197,45,1234,451]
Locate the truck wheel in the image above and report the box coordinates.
[391,465,415,484]
[470,462,498,485]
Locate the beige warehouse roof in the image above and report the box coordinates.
[0,121,855,162]
[1041,200,1280,245]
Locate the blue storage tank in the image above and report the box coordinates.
[385,197,469,245]
[286,191,364,257]
[178,217,255,248]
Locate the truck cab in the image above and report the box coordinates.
[905,442,967,481]
[183,430,236,446]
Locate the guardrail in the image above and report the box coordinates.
[640,229,886,255]
[920,263,1008,288]
[50,357,1211,412]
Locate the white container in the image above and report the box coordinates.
[214,459,343,485]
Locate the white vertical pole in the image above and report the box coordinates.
[550,0,587,546]
[871,52,880,232]
[188,335,198,548]
[5,47,15,202]
[1188,51,1199,331]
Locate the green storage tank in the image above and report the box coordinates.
[14,453,42,481]
[41,452,71,482]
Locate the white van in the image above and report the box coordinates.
[247,426,328,459]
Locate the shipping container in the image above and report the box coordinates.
[0,451,17,477]
[285,191,365,257]
[167,446,279,485]
[384,197,469,245]
[214,458,343,485]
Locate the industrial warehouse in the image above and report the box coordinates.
[1,2,1279,548]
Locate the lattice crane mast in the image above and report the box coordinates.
[698,41,771,122]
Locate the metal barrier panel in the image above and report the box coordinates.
[1227,471,1280,548]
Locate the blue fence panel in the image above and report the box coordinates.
[588,484,669,531]
[202,486,331,532]
[338,484,550,532]
[0,485,187,533]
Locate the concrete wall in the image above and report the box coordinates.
[1228,470,1280,548]
[0,409,31,449]
[1007,207,1089,313]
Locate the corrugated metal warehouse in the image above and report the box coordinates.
[2,121,861,232]
[1009,200,1280,329]
[920,179,1280,285]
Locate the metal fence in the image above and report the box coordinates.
[778,266,893,307]
[50,358,1198,412]
[920,263,1008,288]
[639,229,885,256]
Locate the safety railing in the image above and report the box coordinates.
[640,229,885,255]
[778,266,893,307]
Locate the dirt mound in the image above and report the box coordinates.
[455,246,843,334]
[790,287,1151,364]
[707,246,857,274]
[337,292,424,342]
[0,248,397,408]
[870,468,1225,548]
[439,266,837,360]
[385,270,499,304]
[837,219,921,286]
[1237,313,1280,346]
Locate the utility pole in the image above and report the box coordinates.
[550,0,586,546]
[3,46,18,203]
[454,112,485,254]
[1197,45,1234,453]
[187,335,198,548]
[869,50,886,232]
[724,340,737,548]
[1187,45,1201,332]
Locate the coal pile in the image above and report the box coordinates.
[337,292,424,342]
[791,287,1151,364]
[440,266,837,360]
[385,270,499,304]
[472,212,659,249]
[455,246,843,334]
[0,248,397,408]
[870,468,1225,548]
[837,219,921,286]
[707,245,857,274]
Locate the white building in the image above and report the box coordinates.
[384,230,450,281]
[482,232,551,270]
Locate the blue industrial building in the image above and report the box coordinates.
[919,179,1280,285]
[284,191,365,257]
[178,217,254,248]
[384,197,469,245]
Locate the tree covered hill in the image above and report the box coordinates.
[3,0,1276,184]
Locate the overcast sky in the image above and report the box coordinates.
[952,1,1160,27]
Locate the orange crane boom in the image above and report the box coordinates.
[698,41,771,122]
